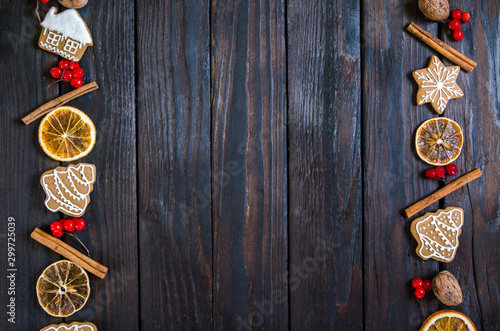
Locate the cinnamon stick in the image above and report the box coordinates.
[405,168,482,218]
[22,82,98,125]
[407,23,477,73]
[31,228,108,279]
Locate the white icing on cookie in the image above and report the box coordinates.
[41,322,98,331]
[414,208,463,262]
[43,325,94,331]
[41,7,93,45]
[413,56,463,113]
[38,41,80,61]
[41,164,95,216]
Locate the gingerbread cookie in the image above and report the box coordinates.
[40,322,97,331]
[41,163,96,217]
[413,55,463,114]
[411,207,463,263]
[39,7,93,62]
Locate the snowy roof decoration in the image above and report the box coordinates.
[41,7,93,45]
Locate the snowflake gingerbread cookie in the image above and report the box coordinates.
[411,207,464,263]
[39,7,93,62]
[413,56,464,114]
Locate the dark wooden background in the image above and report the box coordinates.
[1,0,499,330]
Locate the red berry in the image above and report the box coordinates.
[453,29,464,41]
[64,219,76,232]
[448,19,461,31]
[462,12,471,23]
[62,70,73,82]
[451,9,462,21]
[59,59,70,70]
[72,67,85,79]
[425,169,436,180]
[75,219,86,231]
[52,231,63,238]
[435,166,446,178]
[423,279,432,292]
[50,67,62,79]
[70,78,83,88]
[412,278,424,289]
[445,164,458,176]
[414,287,426,299]
[57,220,65,230]
[68,61,78,70]
[41,0,50,3]
[50,221,63,233]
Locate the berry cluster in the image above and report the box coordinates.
[448,9,471,41]
[425,163,458,180]
[50,59,85,88]
[412,278,432,299]
[50,218,86,237]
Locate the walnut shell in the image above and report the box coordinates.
[432,271,463,306]
[58,0,88,9]
[418,0,450,21]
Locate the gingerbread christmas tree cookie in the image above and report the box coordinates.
[39,7,93,61]
[41,163,96,217]
[411,207,464,263]
[413,55,463,114]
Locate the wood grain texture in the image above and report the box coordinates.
[441,2,500,330]
[3,1,500,330]
[362,1,442,329]
[0,1,60,329]
[61,1,139,329]
[287,1,363,329]
[211,0,288,329]
[137,0,212,330]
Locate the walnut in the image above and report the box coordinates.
[432,270,463,306]
[58,0,88,9]
[418,0,450,21]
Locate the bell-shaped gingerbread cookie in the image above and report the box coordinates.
[41,163,96,217]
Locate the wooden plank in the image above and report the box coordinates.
[61,2,139,329]
[211,0,288,329]
[136,1,212,329]
[0,1,60,329]
[442,1,500,329]
[362,1,442,329]
[286,1,363,329]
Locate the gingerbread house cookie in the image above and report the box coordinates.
[40,322,98,331]
[39,7,93,62]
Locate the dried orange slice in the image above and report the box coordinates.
[420,310,476,331]
[38,106,96,162]
[36,260,90,317]
[415,117,463,166]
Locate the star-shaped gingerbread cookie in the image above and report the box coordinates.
[413,55,463,114]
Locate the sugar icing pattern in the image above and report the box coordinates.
[41,322,97,331]
[41,164,95,217]
[41,7,92,45]
[413,56,463,113]
[38,7,93,61]
[39,41,79,61]
[415,208,463,262]
[43,326,95,331]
